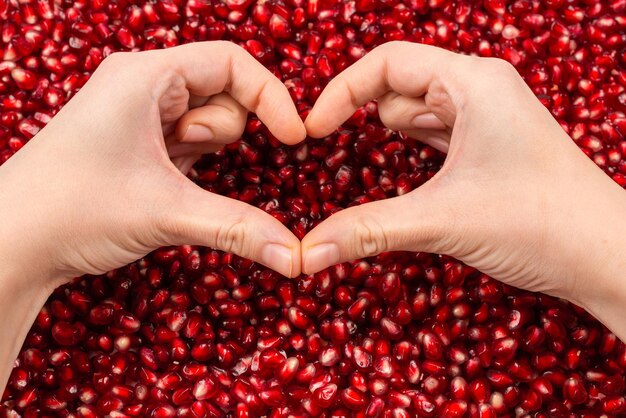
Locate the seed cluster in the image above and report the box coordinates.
[0,0,625,417]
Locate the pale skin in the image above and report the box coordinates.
[0,41,625,392]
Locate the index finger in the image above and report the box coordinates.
[157,41,306,145]
[304,42,460,138]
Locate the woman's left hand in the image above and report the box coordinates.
[0,41,307,391]
[0,41,306,287]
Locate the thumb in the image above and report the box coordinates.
[162,181,301,278]
[301,183,452,274]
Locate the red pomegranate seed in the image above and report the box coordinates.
[1,1,625,417]
[319,346,341,367]
[313,383,337,408]
[341,387,367,410]
[563,376,588,404]
[11,68,37,90]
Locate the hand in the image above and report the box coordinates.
[301,42,626,336]
[0,41,308,391]
[0,41,306,286]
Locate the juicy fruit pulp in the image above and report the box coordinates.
[1,0,626,416]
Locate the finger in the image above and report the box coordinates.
[378,93,448,131]
[402,128,451,153]
[188,94,209,109]
[168,143,223,159]
[378,92,450,151]
[301,182,450,274]
[156,41,306,144]
[305,42,460,138]
[176,93,247,146]
[164,131,222,158]
[171,156,186,172]
[171,155,201,175]
[164,181,301,278]
[410,113,448,130]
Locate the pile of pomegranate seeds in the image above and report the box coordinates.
[1,0,625,416]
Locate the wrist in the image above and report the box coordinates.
[573,254,626,341]
[0,199,58,289]
[572,229,626,334]
[560,171,626,340]
[0,140,69,390]
[0,141,65,288]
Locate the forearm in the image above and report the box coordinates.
[0,264,53,392]
[0,163,57,392]
[581,264,626,343]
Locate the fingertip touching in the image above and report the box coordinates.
[163,182,302,278]
[262,242,302,278]
[304,42,460,139]
[300,191,448,275]
[301,242,341,275]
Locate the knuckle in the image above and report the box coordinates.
[213,99,248,139]
[99,52,134,73]
[380,40,412,59]
[377,106,403,131]
[95,52,148,90]
[220,40,245,56]
[229,120,246,140]
[215,217,247,255]
[352,215,388,258]
[479,57,519,82]
[382,40,405,51]
[376,102,394,127]
[218,121,245,143]
[372,40,405,60]
[459,57,523,103]
[486,57,516,71]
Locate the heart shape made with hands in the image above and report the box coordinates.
[167,42,457,280]
[157,41,577,300]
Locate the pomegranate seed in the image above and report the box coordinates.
[11,68,37,90]
[341,387,367,410]
[2,1,625,417]
[563,376,588,404]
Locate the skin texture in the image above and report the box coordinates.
[0,42,306,389]
[0,41,625,392]
[302,41,626,340]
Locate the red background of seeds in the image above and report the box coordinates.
[1,0,625,416]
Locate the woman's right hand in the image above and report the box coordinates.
[301,42,626,338]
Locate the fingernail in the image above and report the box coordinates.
[262,244,294,277]
[304,243,340,274]
[182,124,214,142]
[411,113,445,129]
